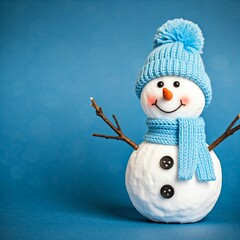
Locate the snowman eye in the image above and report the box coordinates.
[157,81,164,88]
[173,81,180,88]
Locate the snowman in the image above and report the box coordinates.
[90,19,239,223]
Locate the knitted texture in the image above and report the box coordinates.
[135,19,212,107]
[145,118,216,181]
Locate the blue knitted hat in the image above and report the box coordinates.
[135,19,212,107]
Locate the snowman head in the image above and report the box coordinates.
[140,76,205,119]
[135,19,212,119]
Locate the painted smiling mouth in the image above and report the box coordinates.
[152,99,186,113]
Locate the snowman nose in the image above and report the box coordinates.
[163,88,173,101]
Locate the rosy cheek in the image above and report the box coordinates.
[181,96,190,105]
[147,95,157,105]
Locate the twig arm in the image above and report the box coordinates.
[92,134,122,140]
[208,113,240,151]
[90,97,139,150]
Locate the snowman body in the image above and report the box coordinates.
[126,142,222,223]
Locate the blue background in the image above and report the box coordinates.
[0,0,240,239]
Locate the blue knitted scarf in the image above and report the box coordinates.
[144,118,216,181]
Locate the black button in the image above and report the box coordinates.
[160,185,174,199]
[160,156,174,169]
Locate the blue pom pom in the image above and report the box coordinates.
[154,19,204,53]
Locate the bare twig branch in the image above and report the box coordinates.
[112,115,121,131]
[208,113,240,151]
[231,124,240,133]
[92,134,121,140]
[227,113,240,132]
[90,97,139,150]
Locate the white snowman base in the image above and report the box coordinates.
[125,142,222,223]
